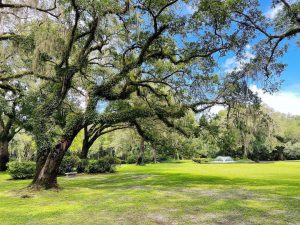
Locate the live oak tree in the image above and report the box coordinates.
[0,0,60,170]
[0,85,23,171]
[0,43,42,170]
[80,123,129,159]
[132,108,200,160]
[80,95,193,161]
[1,0,298,189]
[79,100,136,159]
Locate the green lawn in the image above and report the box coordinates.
[0,161,300,225]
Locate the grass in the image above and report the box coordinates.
[0,161,300,225]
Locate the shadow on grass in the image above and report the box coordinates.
[3,162,300,197]
[63,171,300,194]
[60,172,300,224]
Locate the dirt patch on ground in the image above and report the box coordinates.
[6,188,37,198]
[147,213,171,225]
[178,188,256,200]
[126,185,150,190]
[219,189,257,200]
[185,212,222,224]
[179,188,219,196]
[182,211,256,225]
[268,209,286,216]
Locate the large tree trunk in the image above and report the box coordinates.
[242,133,249,159]
[136,138,145,165]
[242,144,248,158]
[31,117,83,189]
[80,126,90,159]
[32,149,51,183]
[0,141,9,171]
[80,142,90,159]
[278,147,285,161]
[31,138,73,189]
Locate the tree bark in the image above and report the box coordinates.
[31,138,73,189]
[80,126,90,159]
[242,144,248,158]
[31,114,84,189]
[136,138,145,165]
[279,147,285,161]
[32,149,51,183]
[80,143,90,159]
[80,124,127,159]
[0,141,9,171]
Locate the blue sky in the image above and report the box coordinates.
[201,0,300,115]
[260,0,300,91]
[218,0,300,115]
[280,41,300,91]
[254,0,300,115]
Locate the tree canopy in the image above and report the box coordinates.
[0,0,299,189]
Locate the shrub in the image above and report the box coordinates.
[59,155,81,174]
[192,157,210,163]
[126,154,137,164]
[77,159,89,173]
[7,161,36,179]
[159,156,172,162]
[120,159,126,164]
[192,157,202,163]
[85,156,120,173]
[144,154,153,164]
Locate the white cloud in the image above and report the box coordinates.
[250,85,300,116]
[195,104,226,120]
[224,57,237,73]
[224,44,254,73]
[209,105,226,115]
[195,104,226,118]
[200,85,300,116]
[197,84,300,116]
[265,4,283,19]
[265,0,298,20]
